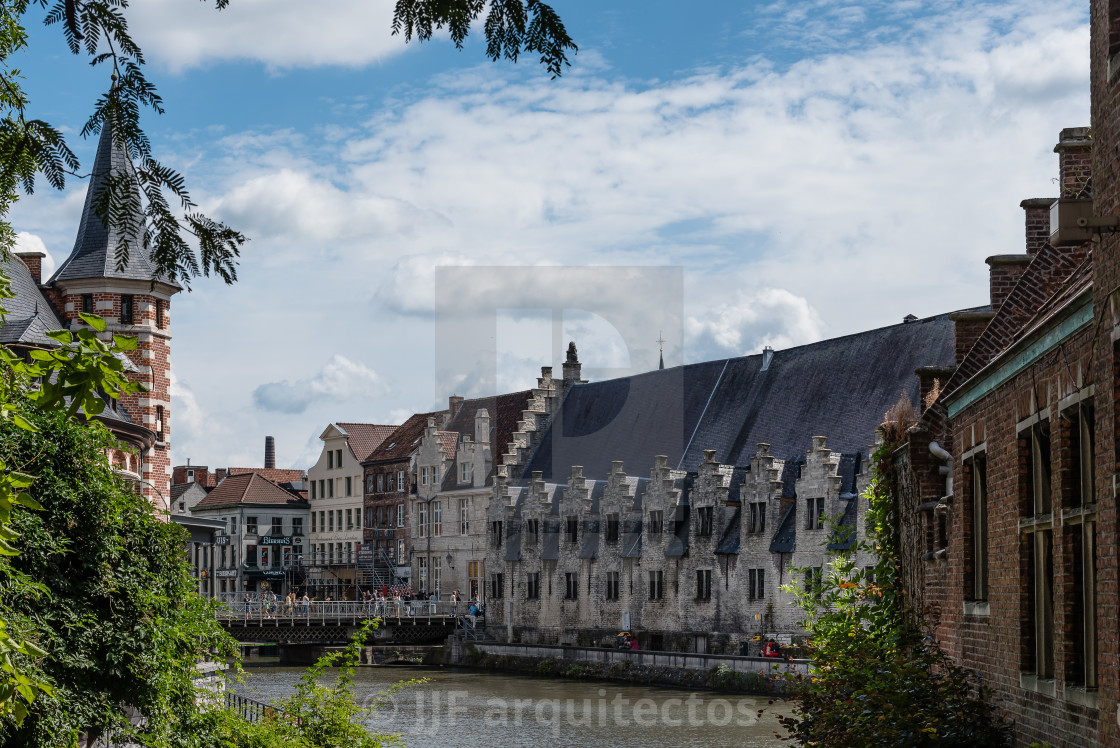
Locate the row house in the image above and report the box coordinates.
[191,472,310,600]
[362,410,447,590]
[485,329,949,653]
[408,388,541,600]
[894,111,1120,743]
[305,422,394,597]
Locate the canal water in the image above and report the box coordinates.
[238,664,792,747]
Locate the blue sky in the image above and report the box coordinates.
[9,0,1091,470]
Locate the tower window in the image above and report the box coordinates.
[81,294,93,315]
[155,405,164,441]
[120,295,134,325]
[155,300,164,328]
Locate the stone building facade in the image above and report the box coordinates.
[484,321,953,652]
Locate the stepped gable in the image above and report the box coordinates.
[522,313,955,482]
[334,422,397,462]
[194,472,306,509]
[49,117,177,286]
[441,390,534,482]
[0,256,63,346]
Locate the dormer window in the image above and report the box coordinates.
[421,466,430,485]
[461,462,471,484]
[120,294,134,325]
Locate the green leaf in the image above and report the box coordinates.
[27,349,54,361]
[112,335,138,351]
[10,414,37,432]
[0,539,21,556]
[79,312,107,332]
[44,329,72,344]
[13,493,43,511]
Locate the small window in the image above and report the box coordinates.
[527,572,540,599]
[397,504,404,527]
[421,467,430,485]
[748,568,766,600]
[807,497,825,530]
[491,520,504,548]
[605,571,620,600]
[697,506,714,537]
[336,449,343,467]
[748,502,766,533]
[564,572,579,600]
[311,512,317,533]
[649,510,663,535]
[346,476,352,496]
[81,294,93,315]
[120,294,134,325]
[328,451,334,469]
[155,299,164,328]
[566,516,578,543]
[292,517,303,536]
[696,569,712,600]
[525,518,539,544]
[432,501,442,536]
[346,508,353,530]
[245,516,258,535]
[461,462,471,484]
[491,573,505,600]
[271,517,282,534]
[154,405,164,440]
[460,498,470,535]
[606,514,619,542]
[378,474,384,492]
[648,570,663,600]
[310,481,317,500]
[397,470,405,491]
[328,479,334,498]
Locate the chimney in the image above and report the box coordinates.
[215,468,227,484]
[448,395,464,418]
[948,309,995,365]
[760,346,774,371]
[985,254,1032,310]
[264,436,275,469]
[474,407,490,444]
[15,252,45,285]
[1021,198,1053,255]
[1055,127,1092,197]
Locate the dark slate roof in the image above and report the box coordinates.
[504,530,522,562]
[0,256,63,346]
[520,313,955,482]
[621,518,643,558]
[579,517,600,559]
[364,411,446,464]
[769,503,797,553]
[715,507,741,554]
[827,497,859,551]
[540,522,560,560]
[50,120,178,287]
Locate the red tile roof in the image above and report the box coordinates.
[194,472,308,509]
[436,431,458,460]
[336,422,398,462]
[226,467,307,484]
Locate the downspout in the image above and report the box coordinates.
[929,441,952,498]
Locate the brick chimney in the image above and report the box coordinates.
[985,254,1032,310]
[448,395,464,418]
[561,341,583,398]
[1020,198,1054,255]
[265,436,275,469]
[15,252,45,284]
[1055,127,1092,197]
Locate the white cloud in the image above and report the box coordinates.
[686,289,825,359]
[127,0,406,71]
[253,354,387,414]
[12,232,55,277]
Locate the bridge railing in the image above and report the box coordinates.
[216,599,483,624]
[226,691,299,725]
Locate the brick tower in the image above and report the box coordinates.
[45,104,181,509]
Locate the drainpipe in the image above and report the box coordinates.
[929,441,952,498]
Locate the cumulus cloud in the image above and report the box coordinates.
[12,232,55,277]
[253,355,386,414]
[128,0,405,71]
[686,289,825,360]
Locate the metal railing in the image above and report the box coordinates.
[226,691,299,724]
[217,599,479,624]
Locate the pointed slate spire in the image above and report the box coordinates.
[657,331,665,370]
[49,87,176,287]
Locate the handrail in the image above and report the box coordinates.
[226,691,300,724]
[216,599,481,623]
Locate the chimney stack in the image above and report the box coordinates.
[15,252,45,285]
[1021,198,1053,255]
[265,436,275,469]
[1055,127,1092,197]
[448,395,464,418]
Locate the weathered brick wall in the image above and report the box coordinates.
[1091,0,1120,741]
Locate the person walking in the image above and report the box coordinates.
[451,589,460,616]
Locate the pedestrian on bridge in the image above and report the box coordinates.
[451,589,460,616]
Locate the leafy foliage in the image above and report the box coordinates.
[392,0,578,78]
[0,401,238,746]
[199,622,419,748]
[779,440,1012,747]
